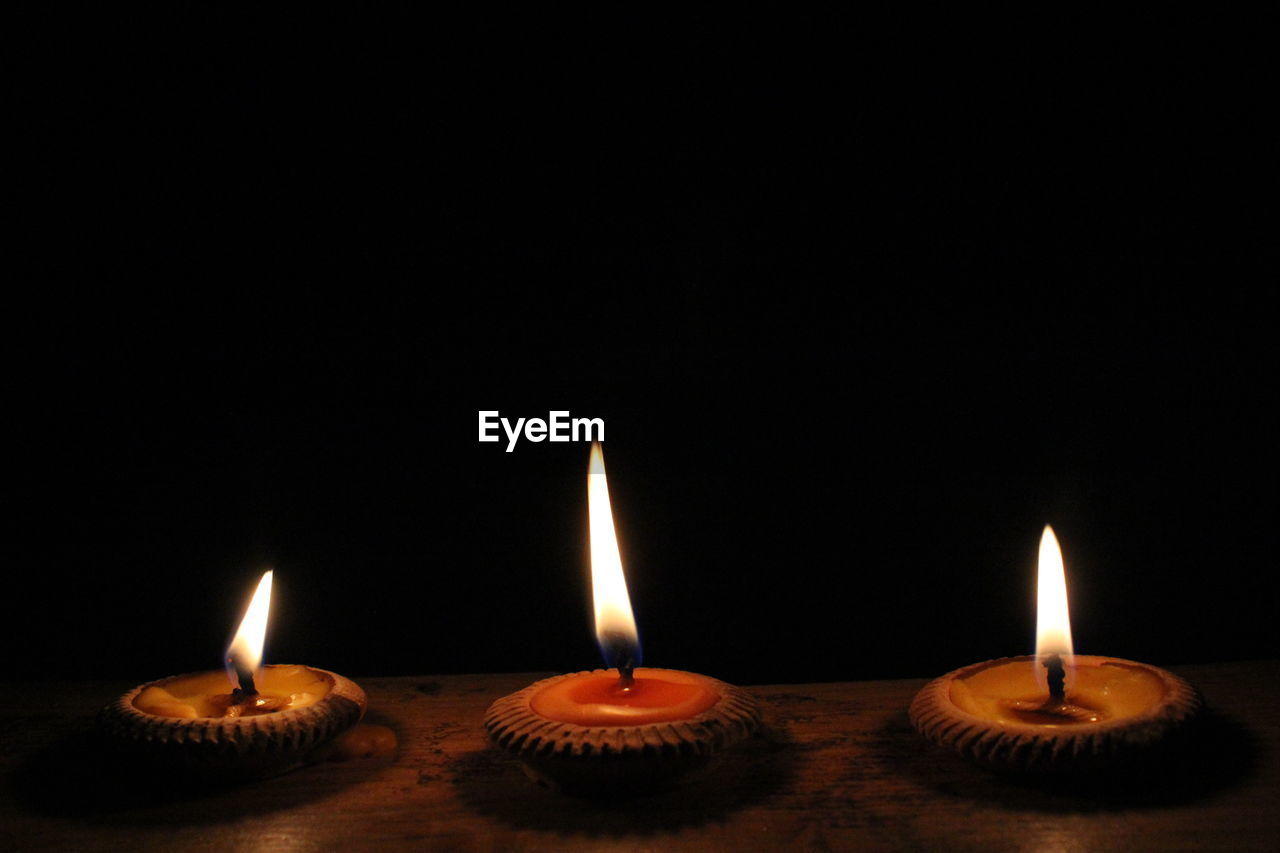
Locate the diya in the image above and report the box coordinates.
[910,526,1201,773]
[485,443,760,795]
[99,571,371,779]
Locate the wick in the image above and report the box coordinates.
[1002,655,1100,723]
[601,629,637,688]
[614,650,636,688]
[1043,653,1066,703]
[232,661,258,697]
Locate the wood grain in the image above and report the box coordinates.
[2,662,1275,851]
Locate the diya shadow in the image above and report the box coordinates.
[885,706,1257,811]
[8,710,398,824]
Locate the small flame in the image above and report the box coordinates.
[588,443,640,671]
[226,570,273,688]
[1034,526,1074,692]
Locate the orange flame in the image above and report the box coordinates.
[226,570,273,688]
[1034,526,1075,692]
[587,443,638,666]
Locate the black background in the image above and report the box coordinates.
[7,9,1276,686]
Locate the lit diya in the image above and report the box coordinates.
[485,443,760,795]
[100,571,375,779]
[910,526,1201,773]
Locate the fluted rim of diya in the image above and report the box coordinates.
[484,668,761,794]
[99,664,367,779]
[909,655,1202,773]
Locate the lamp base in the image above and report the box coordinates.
[485,668,760,796]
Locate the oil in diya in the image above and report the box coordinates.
[100,571,388,780]
[485,443,760,795]
[909,526,1201,773]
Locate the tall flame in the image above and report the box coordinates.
[1034,526,1074,691]
[226,570,273,687]
[588,443,640,670]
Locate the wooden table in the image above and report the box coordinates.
[2,662,1275,851]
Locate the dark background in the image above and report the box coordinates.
[7,9,1276,686]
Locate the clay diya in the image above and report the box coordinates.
[486,443,760,794]
[99,571,370,779]
[910,526,1201,773]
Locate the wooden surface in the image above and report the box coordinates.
[2,662,1276,852]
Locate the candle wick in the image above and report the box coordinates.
[1043,653,1066,703]
[600,629,638,687]
[232,661,258,697]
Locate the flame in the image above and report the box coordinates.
[587,443,640,670]
[226,570,273,687]
[1034,526,1074,692]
